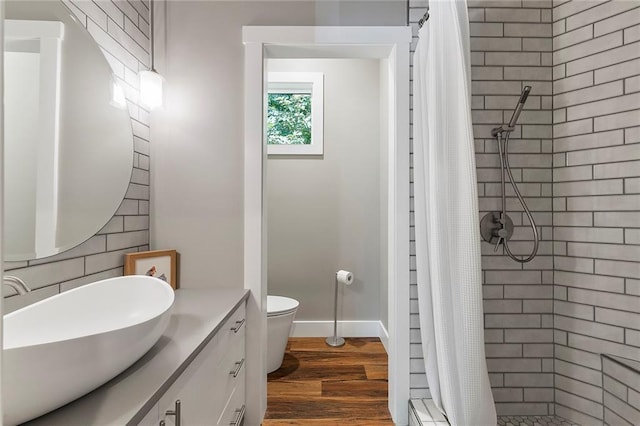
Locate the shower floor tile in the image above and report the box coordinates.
[497,415,579,426]
[409,400,581,426]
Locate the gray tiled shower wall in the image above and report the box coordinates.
[409,0,556,416]
[409,0,640,424]
[552,0,640,424]
[601,355,640,425]
[3,0,151,312]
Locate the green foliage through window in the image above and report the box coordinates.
[267,93,312,145]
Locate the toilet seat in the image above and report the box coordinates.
[267,295,299,317]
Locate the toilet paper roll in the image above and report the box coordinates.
[336,270,354,286]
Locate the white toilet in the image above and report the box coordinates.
[267,295,299,373]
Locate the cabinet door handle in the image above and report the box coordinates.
[229,358,245,378]
[230,318,245,333]
[230,404,246,426]
[159,422,166,426]
[165,400,181,426]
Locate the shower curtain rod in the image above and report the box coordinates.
[418,11,429,28]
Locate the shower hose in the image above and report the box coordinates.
[496,131,540,263]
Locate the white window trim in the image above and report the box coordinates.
[267,71,323,155]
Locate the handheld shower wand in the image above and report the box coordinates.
[481,86,539,263]
[508,86,531,128]
[491,86,531,136]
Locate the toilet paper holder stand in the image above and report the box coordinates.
[326,271,351,347]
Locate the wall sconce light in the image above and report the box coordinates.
[139,69,163,110]
[139,0,163,110]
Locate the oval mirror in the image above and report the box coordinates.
[4,1,133,261]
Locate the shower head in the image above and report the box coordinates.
[507,86,531,128]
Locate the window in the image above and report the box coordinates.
[267,72,324,155]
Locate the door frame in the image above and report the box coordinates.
[243,26,411,425]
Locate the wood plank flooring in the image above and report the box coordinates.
[263,337,393,425]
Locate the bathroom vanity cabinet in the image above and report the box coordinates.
[142,303,246,426]
[24,288,248,426]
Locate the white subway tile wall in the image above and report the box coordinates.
[552,0,640,424]
[3,0,151,310]
[408,0,555,416]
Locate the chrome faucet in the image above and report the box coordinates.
[3,275,31,295]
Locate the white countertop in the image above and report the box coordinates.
[24,287,249,426]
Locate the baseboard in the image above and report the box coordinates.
[379,321,389,354]
[291,320,381,338]
[291,320,390,353]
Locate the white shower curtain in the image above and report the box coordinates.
[413,1,496,425]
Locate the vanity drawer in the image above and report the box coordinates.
[217,303,246,356]
[211,323,245,420]
[216,366,245,426]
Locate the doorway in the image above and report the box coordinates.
[243,26,411,425]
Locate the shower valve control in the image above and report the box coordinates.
[480,211,514,250]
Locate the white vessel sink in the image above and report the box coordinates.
[3,275,175,425]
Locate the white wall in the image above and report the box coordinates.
[151,1,406,288]
[266,58,382,323]
[152,1,310,288]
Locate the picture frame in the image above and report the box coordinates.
[124,249,178,290]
